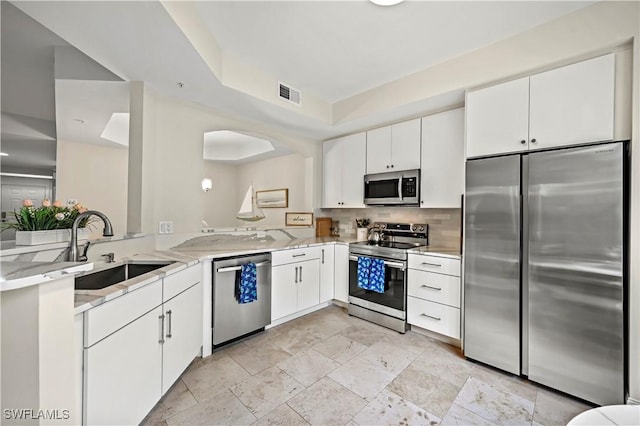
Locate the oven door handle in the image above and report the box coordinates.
[349,255,406,270]
[398,177,403,200]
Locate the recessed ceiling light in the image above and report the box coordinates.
[0,152,8,156]
[369,0,404,6]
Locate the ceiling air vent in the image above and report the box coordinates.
[278,82,301,106]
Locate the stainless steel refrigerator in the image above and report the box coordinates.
[464,141,627,406]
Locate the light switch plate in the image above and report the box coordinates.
[159,221,174,234]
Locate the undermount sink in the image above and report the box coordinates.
[75,261,175,290]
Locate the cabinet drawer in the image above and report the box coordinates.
[408,270,460,308]
[271,246,320,266]
[84,279,163,347]
[407,297,460,339]
[408,254,460,276]
[164,264,201,302]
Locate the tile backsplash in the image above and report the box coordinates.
[316,207,462,251]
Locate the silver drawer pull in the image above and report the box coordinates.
[421,313,441,321]
[421,285,442,291]
[421,262,442,267]
[292,253,306,258]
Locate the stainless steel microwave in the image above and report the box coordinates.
[364,169,420,206]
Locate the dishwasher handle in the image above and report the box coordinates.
[216,260,271,273]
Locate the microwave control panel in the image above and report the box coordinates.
[402,177,417,197]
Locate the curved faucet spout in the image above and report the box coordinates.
[68,210,114,262]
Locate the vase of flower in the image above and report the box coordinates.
[3,199,93,245]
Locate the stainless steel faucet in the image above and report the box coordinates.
[68,210,114,262]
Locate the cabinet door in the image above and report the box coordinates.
[271,263,298,321]
[341,133,367,207]
[84,306,163,425]
[162,282,203,394]
[319,245,335,303]
[421,108,464,208]
[366,126,392,174]
[466,77,530,158]
[333,244,349,303]
[529,54,615,150]
[322,138,343,208]
[391,118,422,171]
[297,259,320,311]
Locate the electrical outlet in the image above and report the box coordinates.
[159,221,174,234]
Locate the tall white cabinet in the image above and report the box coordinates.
[322,133,366,208]
[420,108,465,208]
[466,54,615,158]
[366,118,421,174]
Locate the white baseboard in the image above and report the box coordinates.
[267,301,332,328]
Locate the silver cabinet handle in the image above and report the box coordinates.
[166,310,172,338]
[421,284,442,291]
[292,253,306,258]
[158,314,165,344]
[216,260,271,273]
[321,249,325,264]
[421,313,441,321]
[299,265,303,282]
[421,262,442,267]
[294,266,298,283]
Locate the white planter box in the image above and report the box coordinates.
[15,228,90,246]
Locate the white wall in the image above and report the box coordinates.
[202,160,238,227]
[131,88,318,235]
[56,138,128,237]
[236,153,309,228]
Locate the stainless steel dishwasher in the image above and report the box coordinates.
[212,253,271,347]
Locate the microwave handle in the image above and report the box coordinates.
[398,177,403,200]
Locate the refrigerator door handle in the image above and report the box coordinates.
[521,155,529,376]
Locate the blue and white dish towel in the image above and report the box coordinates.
[357,256,386,293]
[235,262,257,304]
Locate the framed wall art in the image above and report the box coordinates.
[256,188,288,208]
[285,212,313,226]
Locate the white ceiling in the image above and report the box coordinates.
[9,0,595,146]
[196,1,593,103]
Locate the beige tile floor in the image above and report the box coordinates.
[142,305,593,426]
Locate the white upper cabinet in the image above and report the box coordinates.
[421,108,465,208]
[529,53,615,150]
[466,77,530,158]
[322,132,366,208]
[366,118,421,174]
[466,54,615,158]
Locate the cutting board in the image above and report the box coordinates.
[315,217,332,237]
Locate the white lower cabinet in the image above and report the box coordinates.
[271,258,320,321]
[407,253,461,339]
[319,245,335,303]
[82,264,203,425]
[161,281,203,394]
[334,244,349,303]
[84,306,163,425]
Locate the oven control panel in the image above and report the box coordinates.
[374,222,428,238]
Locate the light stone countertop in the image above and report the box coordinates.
[408,246,462,259]
[73,235,355,314]
[0,261,94,292]
[3,233,459,313]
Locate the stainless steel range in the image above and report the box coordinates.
[348,222,428,333]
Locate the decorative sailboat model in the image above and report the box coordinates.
[236,184,265,222]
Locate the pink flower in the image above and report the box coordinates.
[73,203,83,211]
[55,213,65,221]
[53,200,63,208]
[22,199,33,207]
[42,199,51,207]
[78,207,88,214]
